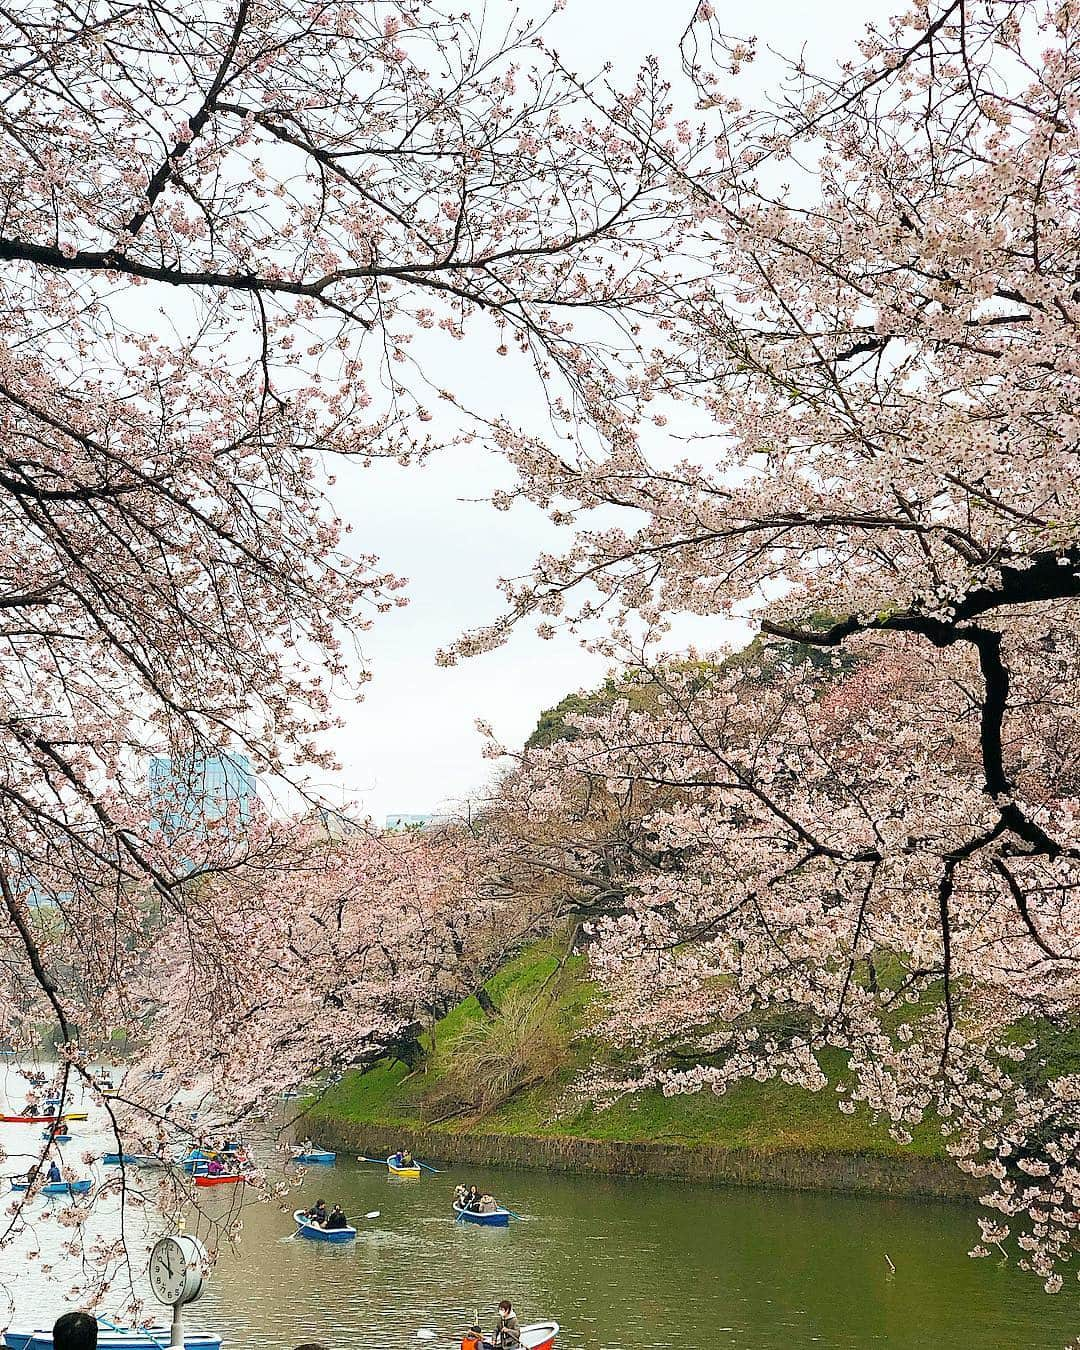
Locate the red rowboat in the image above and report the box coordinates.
[193,1173,244,1187]
[0,1114,58,1124]
[521,1323,559,1350]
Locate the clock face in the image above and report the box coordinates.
[149,1238,187,1305]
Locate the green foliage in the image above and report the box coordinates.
[311,940,948,1160]
[526,676,639,749]
[725,612,860,685]
[526,622,857,751]
[422,988,571,1120]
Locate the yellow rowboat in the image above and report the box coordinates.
[386,1155,421,1178]
[61,1112,88,1121]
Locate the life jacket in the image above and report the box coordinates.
[461,1336,482,1350]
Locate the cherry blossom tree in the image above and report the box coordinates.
[456,0,1080,1290]
[0,0,695,1303]
[0,2,691,1079]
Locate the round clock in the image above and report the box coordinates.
[149,1234,207,1307]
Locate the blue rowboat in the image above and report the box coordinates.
[10,1178,91,1195]
[102,1153,165,1167]
[453,1201,511,1227]
[293,1149,336,1165]
[4,1329,221,1350]
[292,1209,355,1243]
[41,1131,71,1143]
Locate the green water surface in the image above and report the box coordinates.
[188,1160,1077,1350]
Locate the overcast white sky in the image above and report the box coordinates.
[314,0,892,823]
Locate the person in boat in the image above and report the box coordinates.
[53,1312,97,1350]
[390,1150,403,1167]
[303,1198,329,1225]
[461,1326,484,1350]
[206,1156,226,1176]
[466,1184,482,1212]
[323,1203,348,1230]
[485,1301,521,1349]
[478,1193,498,1215]
[454,1184,469,1208]
[400,1148,414,1168]
[47,1160,62,1183]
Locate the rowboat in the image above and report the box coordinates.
[0,1114,58,1124]
[61,1112,88,1121]
[41,1131,71,1143]
[521,1323,560,1350]
[292,1209,356,1243]
[292,1149,336,1165]
[386,1154,421,1178]
[179,1149,245,1174]
[453,1202,511,1227]
[102,1153,165,1167]
[193,1172,244,1187]
[4,1328,222,1350]
[10,1179,92,1195]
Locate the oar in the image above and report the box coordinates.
[356,1155,388,1165]
[98,1319,167,1350]
[504,1209,524,1220]
[416,1160,441,1174]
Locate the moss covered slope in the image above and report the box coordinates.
[308,940,947,1164]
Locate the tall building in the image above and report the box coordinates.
[148,753,256,858]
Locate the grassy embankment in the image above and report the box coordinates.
[305,939,978,1199]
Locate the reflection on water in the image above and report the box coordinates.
[0,1073,1077,1348]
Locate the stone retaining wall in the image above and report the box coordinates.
[305,1114,979,1201]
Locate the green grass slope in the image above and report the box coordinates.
[310,940,946,1161]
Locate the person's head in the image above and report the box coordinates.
[53,1312,97,1350]
[316,1198,325,1206]
[498,1301,513,1316]
[293,1343,330,1350]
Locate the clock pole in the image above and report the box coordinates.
[170,1301,183,1350]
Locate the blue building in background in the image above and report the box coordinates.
[385,812,433,831]
[148,754,256,861]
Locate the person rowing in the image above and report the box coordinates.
[302,1198,329,1226]
[484,1300,521,1348]
[323,1203,348,1230]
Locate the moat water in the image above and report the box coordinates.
[0,1081,1076,1347]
